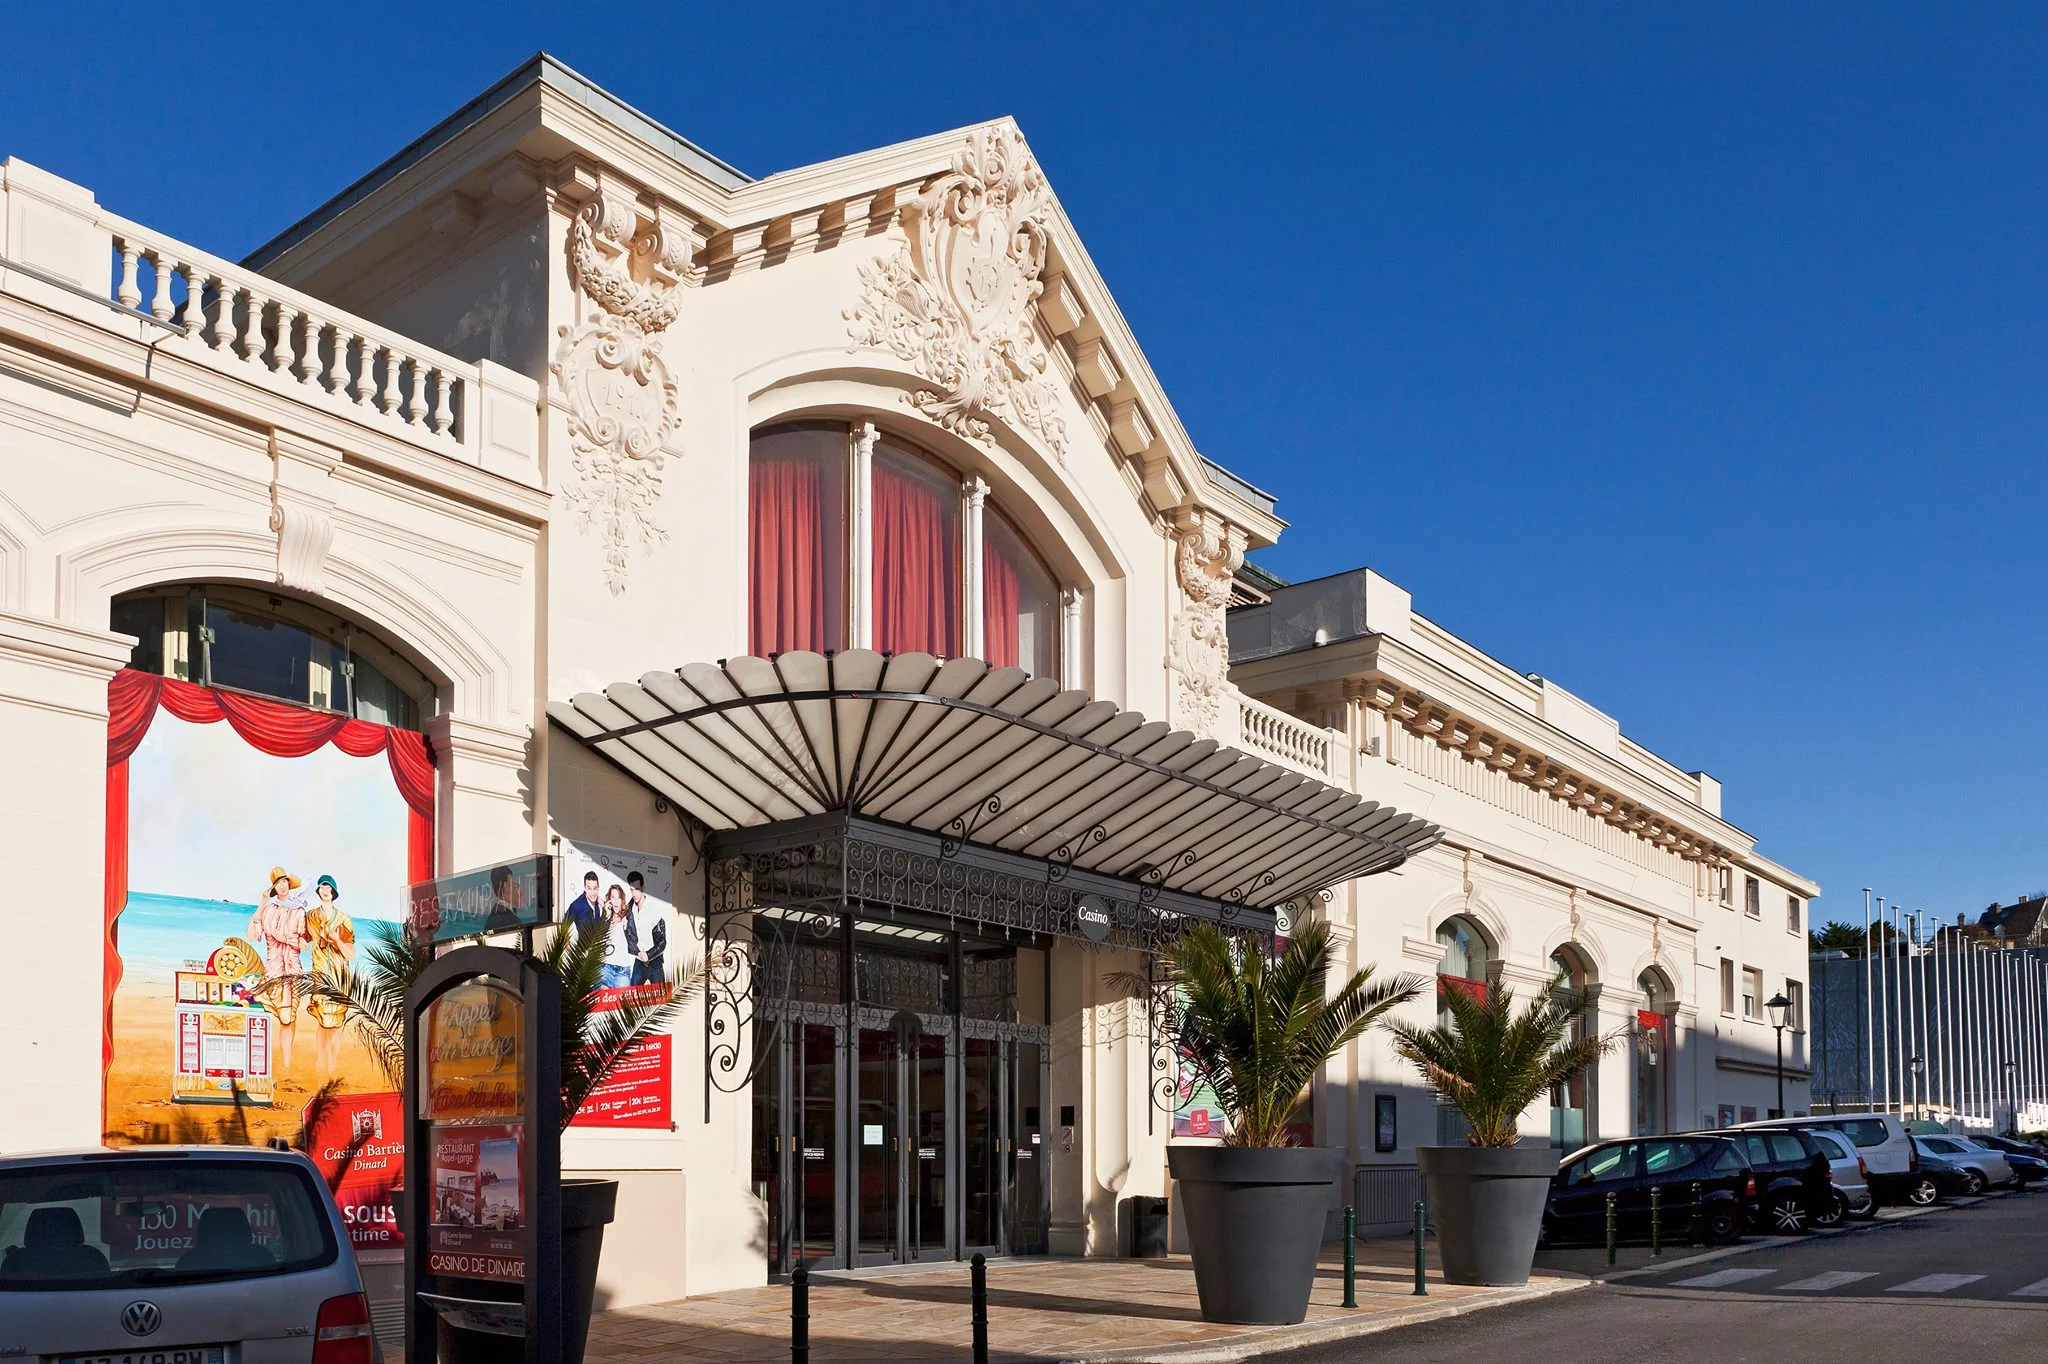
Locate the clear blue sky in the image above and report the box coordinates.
[7,3,2043,929]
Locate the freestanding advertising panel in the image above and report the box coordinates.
[405,946,562,1364]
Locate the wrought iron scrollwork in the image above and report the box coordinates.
[1136,849,1199,906]
[940,794,1003,858]
[1147,950,1187,1124]
[1046,823,1108,883]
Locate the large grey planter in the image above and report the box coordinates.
[1416,1145,1557,1286]
[1168,1145,1342,1325]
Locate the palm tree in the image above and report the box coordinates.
[267,922,702,1129]
[1382,975,1612,1147]
[1164,918,1424,1148]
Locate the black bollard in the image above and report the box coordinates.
[1604,1191,1617,1267]
[1413,1201,1428,1296]
[791,1259,809,1364]
[971,1252,989,1364]
[1691,1181,1703,1246]
[1342,1205,1358,1308]
[1651,1186,1662,1257]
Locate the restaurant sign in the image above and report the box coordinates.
[407,854,556,945]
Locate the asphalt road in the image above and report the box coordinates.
[1279,1192,2048,1363]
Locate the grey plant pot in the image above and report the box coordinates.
[1168,1145,1343,1325]
[1415,1145,1557,1286]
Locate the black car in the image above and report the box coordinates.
[1701,1128,1839,1233]
[1906,1150,1974,1203]
[1543,1136,1755,1247]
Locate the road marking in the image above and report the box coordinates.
[1887,1274,1986,1294]
[2011,1278,2048,1298]
[1778,1271,1879,1292]
[1671,1268,1776,1289]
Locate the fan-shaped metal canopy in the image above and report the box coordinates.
[547,650,1440,914]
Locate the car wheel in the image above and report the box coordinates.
[1702,1205,1743,1244]
[1764,1196,1809,1233]
[1906,1176,1941,1206]
[1811,1191,1848,1228]
[1848,1195,1879,1221]
[1963,1169,1987,1196]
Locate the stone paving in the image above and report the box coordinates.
[577,1239,1579,1363]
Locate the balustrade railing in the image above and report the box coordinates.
[1236,692,1339,780]
[103,215,472,453]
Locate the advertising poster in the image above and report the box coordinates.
[557,839,675,1011]
[302,1090,405,1252]
[106,702,412,1150]
[1170,987,1227,1138]
[570,1034,671,1129]
[426,1124,526,1282]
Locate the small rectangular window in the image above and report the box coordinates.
[1744,877,1761,919]
[1787,980,1805,1032]
[1718,868,1732,904]
[1787,894,1802,934]
[1742,967,1764,1020]
[1720,959,1736,1015]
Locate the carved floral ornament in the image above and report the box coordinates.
[846,125,1070,460]
[1167,511,1247,740]
[552,177,690,594]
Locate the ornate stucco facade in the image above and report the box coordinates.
[0,53,1815,1325]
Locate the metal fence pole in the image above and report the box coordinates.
[1651,1186,1662,1257]
[791,1260,809,1364]
[1605,1191,1617,1267]
[1413,1201,1428,1296]
[1691,1181,1702,1245]
[1342,1205,1358,1308]
[971,1252,988,1364]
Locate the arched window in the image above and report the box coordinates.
[746,422,1069,679]
[110,586,431,731]
[1550,945,1596,1149]
[1636,967,1674,1135]
[1436,915,1490,990]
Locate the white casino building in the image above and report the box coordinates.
[0,54,1815,1323]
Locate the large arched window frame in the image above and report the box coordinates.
[1636,967,1676,1135]
[1550,944,1597,1148]
[748,420,1081,683]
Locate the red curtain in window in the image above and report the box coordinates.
[872,451,960,657]
[750,450,828,655]
[984,537,1021,669]
[102,669,435,1071]
[1438,973,1489,1005]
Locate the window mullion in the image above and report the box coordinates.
[963,476,987,660]
[851,422,876,650]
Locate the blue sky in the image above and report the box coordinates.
[7,3,2043,927]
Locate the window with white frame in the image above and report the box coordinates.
[1742,966,1764,1020]
[1744,876,1761,919]
[747,422,1072,680]
[1719,959,1736,1015]
[1786,979,1805,1032]
[1787,893,1801,935]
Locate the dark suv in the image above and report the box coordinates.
[1543,1136,1756,1246]
[1708,1127,1838,1232]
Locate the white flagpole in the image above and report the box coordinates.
[1917,912,1932,1120]
[1876,896,1891,1114]
[1862,888,1875,1111]
[1935,919,1950,1119]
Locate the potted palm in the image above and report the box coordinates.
[1383,976,1611,1286]
[271,923,700,1364]
[1158,919,1422,1325]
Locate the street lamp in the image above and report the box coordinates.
[1767,992,1793,1118]
[1909,1054,1925,1122]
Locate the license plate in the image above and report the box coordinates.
[59,1348,226,1364]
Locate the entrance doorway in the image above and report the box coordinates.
[752,926,1050,1275]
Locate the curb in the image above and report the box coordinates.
[1595,1192,1975,1284]
[1058,1277,1590,1364]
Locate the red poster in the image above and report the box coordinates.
[303,1091,404,1257]
[571,1036,671,1129]
[426,1124,526,1282]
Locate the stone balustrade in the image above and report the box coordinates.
[1236,691,1341,781]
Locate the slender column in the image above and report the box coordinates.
[962,477,987,660]
[1875,896,1891,1113]
[1059,587,1083,691]
[850,423,877,650]
[1863,889,1874,1109]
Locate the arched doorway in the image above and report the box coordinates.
[1636,968,1675,1135]
[1433,915,1494,1144]
[1550,945,1596,1148]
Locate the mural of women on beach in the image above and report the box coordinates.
[103,673,422,1150]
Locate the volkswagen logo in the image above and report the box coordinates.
[120,1301,161,1337]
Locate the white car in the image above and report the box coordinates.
[1912,1135,2013,1194]
[0,1146,377,1364]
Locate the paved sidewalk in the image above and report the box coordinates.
[579,1240,1581,1363]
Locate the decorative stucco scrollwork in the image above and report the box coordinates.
[1168,511,1246,739]
[553,181,689,594]
[845,124,1069,459]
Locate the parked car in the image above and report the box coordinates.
[0,1146,377,1364]
[1973,1135,2048,1184]
[1803,1127,1876,1223]
[1913,1135,2013,1193]
[1737,1113,1920,1204]
[1711,1127,1839,1232]
[1907,1149,1975,1203]
[1543,1136,1754,1247]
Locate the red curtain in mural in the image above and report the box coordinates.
[748,430,847,656]
[872,446,961,657]
[102,668,435,1069]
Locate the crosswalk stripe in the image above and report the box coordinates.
[1672,1268,1776,1289]
[1887,1274,1986,1294]
[1778,1271,1879,1292]
[2011,1278,2048,1298]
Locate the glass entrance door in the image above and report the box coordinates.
[756,1018,845,1275]
[855,1023,954,1265]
